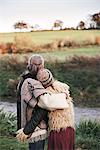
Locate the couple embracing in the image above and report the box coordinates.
[16,54,75,150]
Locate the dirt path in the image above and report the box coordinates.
[0,102,100,124]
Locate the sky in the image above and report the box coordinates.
[0,0,99,32]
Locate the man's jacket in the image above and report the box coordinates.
[17,72,33,130]
[20,78,48,143]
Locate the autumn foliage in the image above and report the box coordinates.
[0,35,100,54]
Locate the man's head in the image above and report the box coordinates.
[27,54,44,76]
[37,68,54,88]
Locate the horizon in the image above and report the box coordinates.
[0,0,99,33]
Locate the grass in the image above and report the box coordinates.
[0,30,100,54]
[0,30,100,44]
[0,110,100,150]
[0,109,16,136]
[0,136,28,150]
[0,46,100,62]
[41,46,100,61]
[76,120,100,150]
[0,109,28,150]
[0,54,100,107]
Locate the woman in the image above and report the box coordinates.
[37,69,75,150]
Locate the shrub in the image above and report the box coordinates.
[0,35,100,54]
[0,110,28,149]
[70,55,100,67]
[76,120,100,138]
[45,56,100,107]
[14,35,32,49]
[0,43,8,54]
[49,37,77,49]
[82,36,95,46]
[0,109,17,136]
[95,36,100,45]
[76,120,100,150]
[0,55,100,107]
[0,55,27,97]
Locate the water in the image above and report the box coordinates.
[0,101,100,124]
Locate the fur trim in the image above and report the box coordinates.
[48,99,75,131]
[28,127,47,143]
[46,80,75,132]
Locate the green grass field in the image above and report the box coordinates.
[0,30,100,44]
[40,46,100,61]
[1,46,99,62]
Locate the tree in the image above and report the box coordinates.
[77,21,85,30]
[34,24,41,31]
[13,21,28,31]
[90,12,100,29]
[52,20,63,30]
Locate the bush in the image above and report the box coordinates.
[0,109,17,136]
[76,120,100,138]
[95,36,100,45]
[0,55,100,107]
[0,109,28,149]
[46,56,100,107]
[0,55,27,98]
[0,36,100,54]
[76,120,100,149]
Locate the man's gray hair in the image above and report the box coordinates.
[28,54,44,66]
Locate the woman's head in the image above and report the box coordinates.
[37,69,54,88]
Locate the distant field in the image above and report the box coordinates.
[0,30,100,44]
[41,46,100,61]
[1,46,99,61]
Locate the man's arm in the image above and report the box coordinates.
[16,105,48,142]
[23,105,47,135]
[16,78,48,142]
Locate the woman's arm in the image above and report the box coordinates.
[21,78,69,111]
[38,93,69,111]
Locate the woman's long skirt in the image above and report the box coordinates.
[48,127,75,150]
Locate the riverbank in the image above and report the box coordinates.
[0,101,100,124]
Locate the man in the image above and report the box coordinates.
[17,54,47,150]
[17,54,44,130]
[17,54,68,150]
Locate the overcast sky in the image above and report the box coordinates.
[0,0,99,32]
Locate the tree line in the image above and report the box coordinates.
[13,12,100,31]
